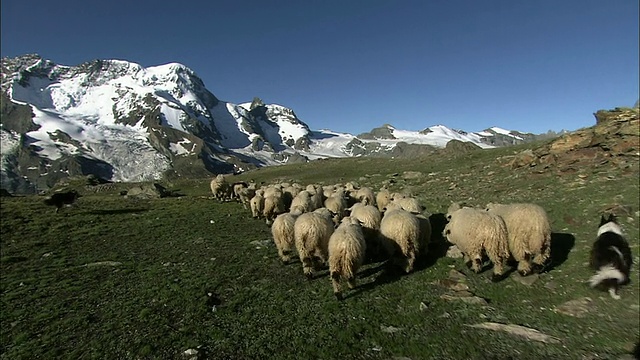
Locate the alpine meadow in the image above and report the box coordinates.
[1,107,639,359]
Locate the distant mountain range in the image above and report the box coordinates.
[0,54,564,194]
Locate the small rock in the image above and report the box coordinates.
[511,272,539,286]
[380,325,403,333]
[465,322,560,344]
[402,171,423,180]
[555,297,593,318]
[544,281,558,290]
[448,269,467,281]
[431,279,470,292]
[419,302,429,311]
[439,312,451,319]
[183,348,198,356]
[441,293,489,305]
[84,261,122,267]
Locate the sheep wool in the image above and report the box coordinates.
[210,175,231,201]
[250,194,265,219]
[485,202,552,275]
[328,216,367,300]
[376,188,391,212]
[271,212,301,264]
[379,208,422,273]
[294,208,335,279]
[263,194,285,225]
[444,207,510,281]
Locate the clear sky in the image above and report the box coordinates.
[1,0,638,135]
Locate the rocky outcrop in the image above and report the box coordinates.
[443,139,482,154]
[507,107,639,171]
[357,124,396,140]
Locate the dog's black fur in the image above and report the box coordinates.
[588,213,632,299]
[44,190,81,213]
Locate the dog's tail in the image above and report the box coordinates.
[589,265,625,287]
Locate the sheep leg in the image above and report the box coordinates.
[532,245,551,269]
[331,272,343,300]
[404,252,416,274]
[346,276,357,289]
[490,258,508,282]
[301,257,314,280]
[279,249,292,265]
[470,254,483,273]
[517,253,533,276]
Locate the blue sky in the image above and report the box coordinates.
[1,0,638,135]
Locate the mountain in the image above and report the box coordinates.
[0,54,553,194]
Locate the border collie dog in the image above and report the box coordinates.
[44,190,81,213]
[589,214,633,299]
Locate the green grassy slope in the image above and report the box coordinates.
[1,143,638,359]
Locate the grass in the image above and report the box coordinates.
[1,143,639,359]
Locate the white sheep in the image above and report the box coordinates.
[328,216,367,300]
[263,193,285,225]
[376,187,392,212]
[379,208,422,273]
[210,174,231,201]
[388,193,425,214]
[324,189,349,225]
[485,202,552,276]
[236,184,256,209]
[348,202,384,260]
[443,207,511,281]
[294,207,335,279]
[290,190,314,214]
[306,184,325,210]
[354,187,376,207]
[250,194,265,219]
[271,210,302,264]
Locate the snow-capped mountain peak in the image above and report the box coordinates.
[1,54,546,194]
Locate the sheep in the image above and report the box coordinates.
[232,181,248,200]
[348,202,384,260]
[263,185,283,199]
[485,202,552,276]
[376,187,392,212]
[306,184,325,210]
[283,185,301,208]
[378,208,422,273]
[328,216,367,300]
[294,207,335,279]
[389,193,425,214]
[443,207,511,281]
[354,187,376,207]
[236,184,256,209]
[250,193,265,219]
[210,175,231,201]
[290,190,314,214]
[324,189,349,225]
[263,193,285,225]
[446,202,473,220]
[271,210,302,264]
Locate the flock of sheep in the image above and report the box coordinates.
[209,174,551,299]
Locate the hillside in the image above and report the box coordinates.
[1,110,638,358]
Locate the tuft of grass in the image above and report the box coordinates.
[1,143,638,359]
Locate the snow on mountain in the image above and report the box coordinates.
[1,54,542,193]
